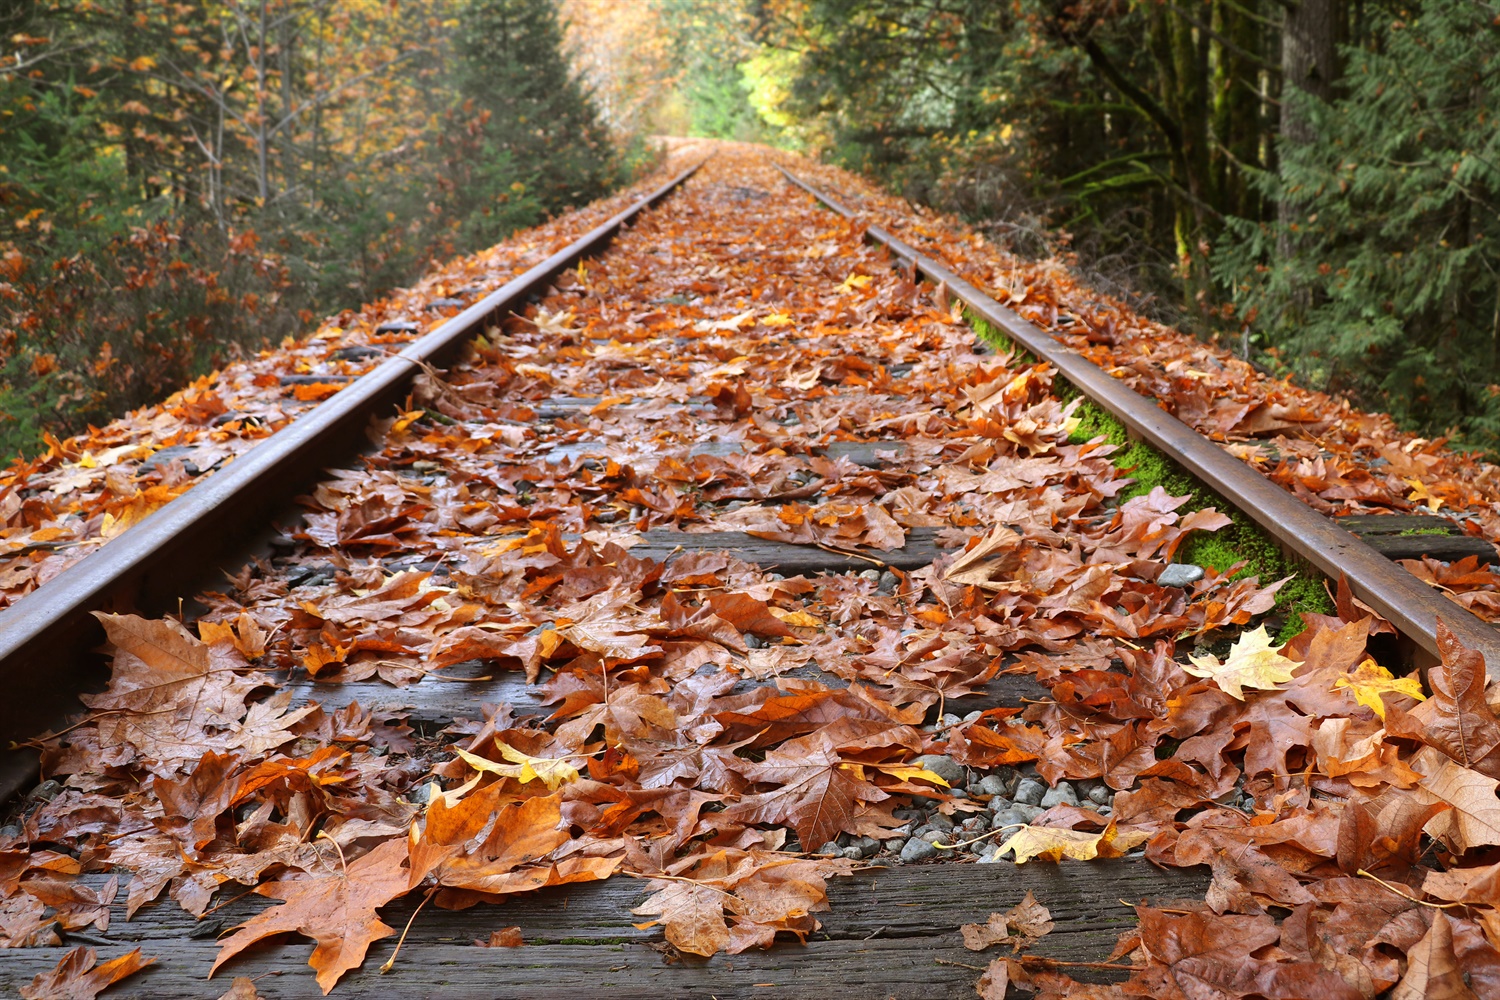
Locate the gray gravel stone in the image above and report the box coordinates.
[1157,563,1206,588]
[859,568,881,582]
[1040,783,1079,808]
[842,846,866,861]
[918,829,948,845]
[1012,803,1044,822]
[915,754,966,786]
[1014,777,1046,806]
[1088,784,1113,805]
[972,774,1012,798]
[926,813,956,833]
[817,841,843,856]
[744,634,765,649]
[878,571,899,593]
[900,838,940,863]
[853,836,881,858]
[991,808,1026,831]
[959,816,989,836]
[1097,804,1113,816]
[26,780,62,803]
[977,843,1005,863]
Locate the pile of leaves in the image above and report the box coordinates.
[776,150,1500,620]
[2,146,1498,1000]
[0,144,710,611]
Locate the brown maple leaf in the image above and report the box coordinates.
[153,750,240,852]
[211,837,411,994]
[960,890,1054,953]
[21,946,155,1000]
[721,726,889,850]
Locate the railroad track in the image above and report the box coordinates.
[0,145,1492,998]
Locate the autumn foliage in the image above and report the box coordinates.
[3,145,1500,998]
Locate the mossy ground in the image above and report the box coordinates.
[968,315,1332,641]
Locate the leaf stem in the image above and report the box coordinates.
[1357,868,1464,909]
[380,885,436,973]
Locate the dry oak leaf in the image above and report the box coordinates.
[21,946,155,1000]
[211,837,411,994]
[1408,746,1500,853]
[995,820,1148,865]
[1182,625,1296,700]
[1130,907,1365,1000]
[961,890,1054,952]
[1389,911,1475,1000]
[1333,658,1426,719]
[1387,619,1500,776]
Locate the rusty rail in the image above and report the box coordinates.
[777,164,1500,675]
[0,161,702,796]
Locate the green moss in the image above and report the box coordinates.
[969,314,1031,364]
[1398,526,1449,536]
[966,314,1333,639]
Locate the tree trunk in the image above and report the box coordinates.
[1277,0,1339,256]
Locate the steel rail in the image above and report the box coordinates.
[0,161,703,790]
[777,164,1500,675]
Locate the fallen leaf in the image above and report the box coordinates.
[211,838,411,994]
[960,891,1054,952]
[1183,625,1296,699]
[453,743,580,790]
[994,821,1147,864]
[1334,658,1426,719]
[21,946,155,1000]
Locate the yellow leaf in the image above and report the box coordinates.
[769,608,822,628]
[871,764,949,787]
[1404,477,1446,512]
[1334,657,1426,719]
[839,273,872,292]
[454,744,579,790]
[1183,625,1296,700]
[995,821,1147,864]
[762,312,794,327]
[390,410,425,434]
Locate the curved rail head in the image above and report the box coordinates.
[777,164,1500,676]
[0,160,704,786]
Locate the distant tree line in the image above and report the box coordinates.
[729,1,1500,453]
[0,0,634,457]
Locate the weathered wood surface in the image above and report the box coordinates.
[627,525,948,574]
[1337,514,1498,565]
[284,667,1051,731]
[0,862,1208,999]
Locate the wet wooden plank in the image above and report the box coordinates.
[631,526,949,574]
[1337,515,1497,565]
[286,668,1050,732]
[0,861,1207,999]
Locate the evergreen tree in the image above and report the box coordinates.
[1214,4,1500,449]
[453,0,617,241]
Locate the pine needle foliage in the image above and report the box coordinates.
[1214,5,1500,451]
